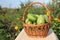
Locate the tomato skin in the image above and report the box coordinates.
[15,25,18,30]
[44,15,48,22]
[27,13,36,21]
[54,18,60,22]
[25,18,32,24]
[37,15,45,24]
[58,18,60,20]
[50,7,55,11]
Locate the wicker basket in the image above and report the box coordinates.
[22,2,52,38]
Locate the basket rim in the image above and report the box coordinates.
[22,22,49,27]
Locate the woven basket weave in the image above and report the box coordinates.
[22,2,52,38]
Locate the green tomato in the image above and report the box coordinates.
[27,21,32,24]
[25,18,32,24]
[27,13,36,21]
[37,15,45,24]
[25,18,29,24]
[34,15,39,18]
[44,15,48,22]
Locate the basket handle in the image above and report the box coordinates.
[22,2,50,22]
